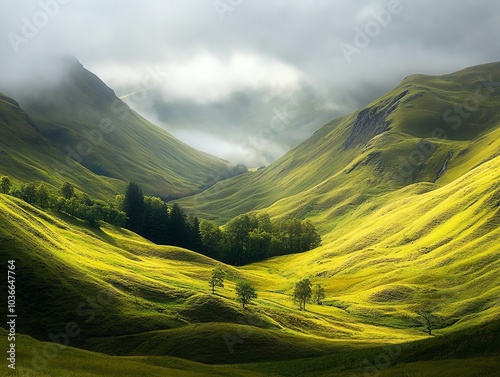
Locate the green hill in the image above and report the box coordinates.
[177,62,500,224]
[1,61,499,376]
[1,191,498,376]
[0,91,124,199]
[1,58,232,198]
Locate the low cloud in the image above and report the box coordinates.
[1,0,499,166]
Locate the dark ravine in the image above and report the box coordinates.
[435,151,454,182]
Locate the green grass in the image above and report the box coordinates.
[177,61,500,225]
[1,62,500,376]
[1,185,499,375]
[1,58,232,199]
[0,92,125,200]
[2,322,498,377]
[0,328,264,377]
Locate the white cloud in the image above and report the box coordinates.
[93,52,303,104]
[1,0,499,165]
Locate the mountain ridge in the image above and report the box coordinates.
[1,57,236,199]
[177,61,500,224]
[0,60,499,377]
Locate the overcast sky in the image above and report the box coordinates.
[1,0,499,166]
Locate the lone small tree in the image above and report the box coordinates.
[0,176,11,194]
[417,309,438,335]
[312,283,326,305]
[293,278,312,310]
[209,267,225,294]
[235,280,257,309]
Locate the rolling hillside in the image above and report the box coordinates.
[1,162,499,376]
[177,62,500,225]
[1,61,499,376]
[0,91,125,199]
[1,57,232,198]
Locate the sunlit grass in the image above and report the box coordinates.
[1,63,499,376]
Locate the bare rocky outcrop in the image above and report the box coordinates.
[343,90,409,149]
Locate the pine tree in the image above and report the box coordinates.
[142,196,169,244]
[122,181,144,233]
[169,203,188,247]
[187,215,203,252]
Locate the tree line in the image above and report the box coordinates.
[1,177,321,265]
[118,181,203,250]
[0,176,125,227]
[201,212,321,265]
[121,181,322,265]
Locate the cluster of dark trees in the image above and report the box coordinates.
[201,213,322,265]
[1,176,125,227]
[120,181,203,250]
[121,181,321,265]
[2,177,321,265]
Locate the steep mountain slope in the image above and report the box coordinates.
[0,194,425,356]
[0,91,124,198]
[1,61,499,376]
[0,160,498,375]
[254,153,500,332]
[177,62,500,224]
[3,58,231,198]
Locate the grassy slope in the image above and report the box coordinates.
[2,324,498,377]
[0,194,425,352]
[4,59,231,198]
[0,92,125,199]
[1,62,499,376]
[0,180,499,375]
[0,328,264,377]
[250,154,500,332]
[177,62,500,223]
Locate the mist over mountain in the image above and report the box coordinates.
[0,57,234,198]
[2,0,500,166]
[1,2,500,376]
